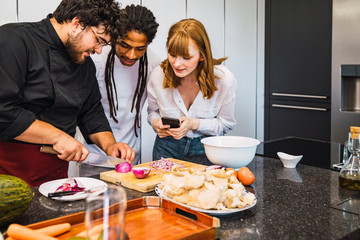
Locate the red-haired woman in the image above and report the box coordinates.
[147,18,237,161]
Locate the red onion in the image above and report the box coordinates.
[205,165,223,171]
[115,162,132,173]
[55,178,85,193]
[149,157,184,172]
[132,167,151,179]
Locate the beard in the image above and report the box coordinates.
[65,35,92,64]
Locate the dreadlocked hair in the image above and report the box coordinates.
[105,43,118,123]
[104,4,158,137]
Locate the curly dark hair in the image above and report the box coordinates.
[105,4,159,137]
[52,0,126,41]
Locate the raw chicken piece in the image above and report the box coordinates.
[228,183,245,195]
[209,175,228,188]
[173,182,222,209]
[160,167,256,210]
[184,172,205,189]
[229,174,240,184]
[163,183,185,198]
[161,174,186,197]
[174,187,201,207]
[240,190,256,205]
[196,182,222,209]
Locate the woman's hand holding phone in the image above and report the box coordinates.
[161,117,180,128]
[151,118,171,138]
[153,117,200,139]
[167,117,200,140]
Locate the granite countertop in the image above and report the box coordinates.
[1,155,360,239]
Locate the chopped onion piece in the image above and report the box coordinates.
[205,165,223,171]
[55,178,85,193]
[149,157,184,172]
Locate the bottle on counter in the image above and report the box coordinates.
[339,126,360,190]
[343,132,351,163]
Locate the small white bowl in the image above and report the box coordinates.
[201,136,260,170]
[277,152,303,168]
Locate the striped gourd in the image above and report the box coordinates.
[0,174,33,226]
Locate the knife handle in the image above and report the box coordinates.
[40,145,60,155]
[48,191,75,198]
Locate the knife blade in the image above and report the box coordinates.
[40,145,126,167]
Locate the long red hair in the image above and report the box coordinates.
[161,18,227,99]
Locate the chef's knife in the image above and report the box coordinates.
[40,145,126,167]
[48,185,106,198]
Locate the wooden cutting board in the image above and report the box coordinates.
[100,159,207,192]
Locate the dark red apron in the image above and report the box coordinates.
[0,141,68,187]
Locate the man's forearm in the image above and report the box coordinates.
[14,119,66,145]
[89,131,116,154]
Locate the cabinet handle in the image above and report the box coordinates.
[272,93,327,99]
[272,104,327,112]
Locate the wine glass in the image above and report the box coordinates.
[85,185,127,240]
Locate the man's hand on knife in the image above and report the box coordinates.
[14,119,89,162]
[53,134,89,162]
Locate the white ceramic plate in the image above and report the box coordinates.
[155,184,257,216]
[0,231,3,240]
[39,177,107,201]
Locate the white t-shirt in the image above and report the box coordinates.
[83,46,161,166]
[147,64,237,138]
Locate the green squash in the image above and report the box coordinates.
[0,174,33,226]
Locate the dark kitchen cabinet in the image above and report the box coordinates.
[265,0,332,141]
[269,100,331,141]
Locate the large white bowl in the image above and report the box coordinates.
[201,136,260,170]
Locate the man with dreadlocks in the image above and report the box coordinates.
[81,4,160,165]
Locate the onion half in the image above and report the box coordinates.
[115,162,132,173]
[132,167,151,179]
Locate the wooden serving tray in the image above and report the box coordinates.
[15,197,220,240]
[100,159,207,192]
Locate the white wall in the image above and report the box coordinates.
[256,0,265,141]
[0,0,17,25]
[225,0,257,138]
[18,0,62,21]
[142,0,187,60]
[187,0,225,59]
[0,0,265,164]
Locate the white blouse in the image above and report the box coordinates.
[147,64,237,139]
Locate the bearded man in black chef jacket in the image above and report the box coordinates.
[0,0,135,187]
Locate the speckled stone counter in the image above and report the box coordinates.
[1,155,360,239]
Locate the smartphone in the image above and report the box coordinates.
[161,117,180,128]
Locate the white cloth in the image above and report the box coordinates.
[82,46,161,166]
[147,64,237,138]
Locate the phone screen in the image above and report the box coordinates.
[161,117,180,128]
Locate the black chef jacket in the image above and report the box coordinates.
[0,15,111,142]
